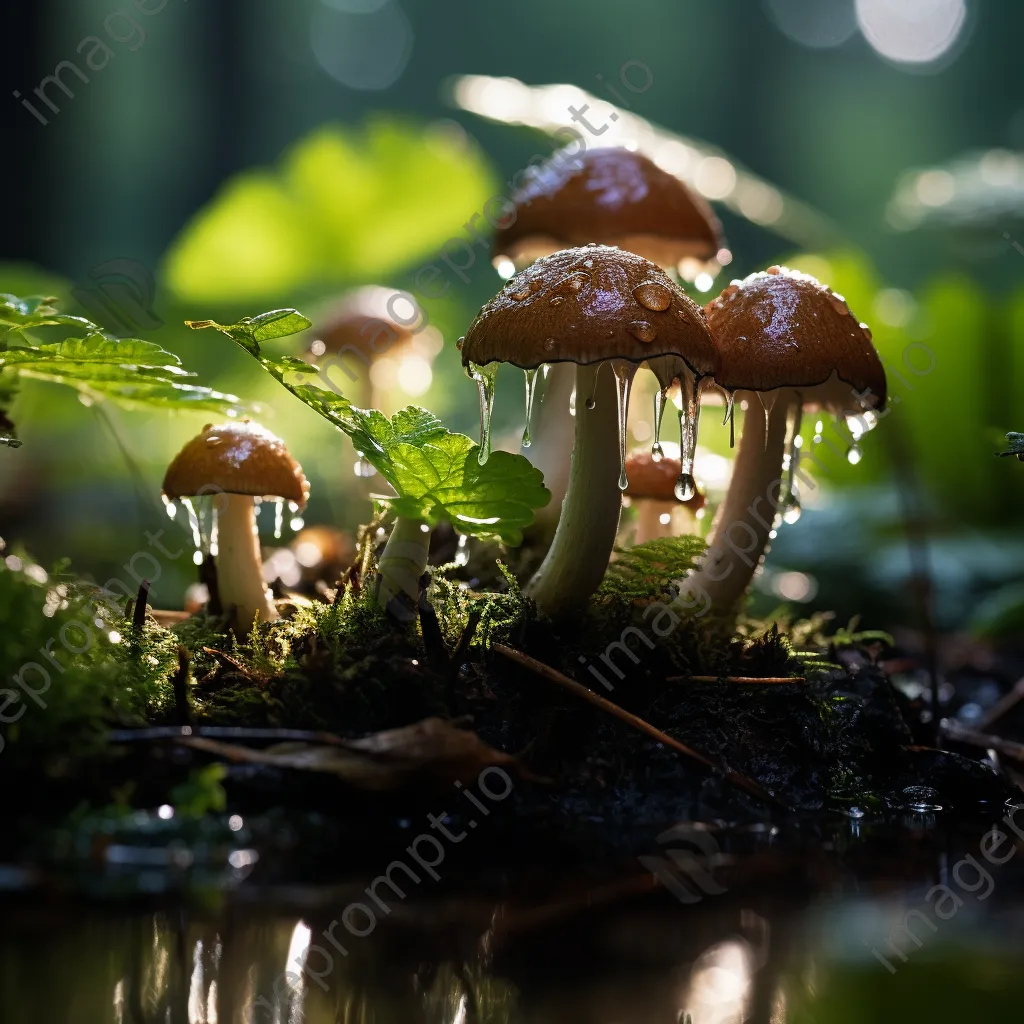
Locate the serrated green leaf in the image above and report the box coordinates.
[189,312,550,543]
[0,295,246,445]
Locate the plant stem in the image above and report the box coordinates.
[377,515,430,616]
[679,393,792,614]
[525,363,624,616]
[217,493,277,632]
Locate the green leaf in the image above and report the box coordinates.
[163,118,497,303]
[189,313,550,543]
[0,295,244,446]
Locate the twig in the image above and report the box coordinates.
[941,721,1024,764]
[131,579,150,633]
[493,643,789,811]
[977,677,1024,731]
[667,675,805,684]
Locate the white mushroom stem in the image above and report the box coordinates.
[630,498,679,545]
[523,362,576,528]
[678,391,795,614]
[525,363,624,616]
[217,493,278,632]
[376,516,430,616]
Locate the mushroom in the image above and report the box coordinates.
[679,266,886,614]
[460,245,718,617]
[309,286,441,412]
[492,146,726,523]
[622,448,706,545]
[163,420,309,632]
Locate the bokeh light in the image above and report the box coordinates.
[311,0,414,91]
[855,0,968,66]
[766,0,858,49]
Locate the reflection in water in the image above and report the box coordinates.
[2,828,1023,1024]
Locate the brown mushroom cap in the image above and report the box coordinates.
[704,266,887,411]
[624,450,706,508]
[494,147,724,269]
[310,286,416,360]
[162,420,309,509]
[460,245,718,375]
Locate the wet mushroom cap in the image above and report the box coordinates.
[494,147,724,267]
[705,266,887,411]
[162,420,309,510]
[309,285,416,360]
[624,450,706,508]
[460,245,718,374]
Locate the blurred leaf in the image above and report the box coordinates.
[163,118,497,304]
[188,312,550,543]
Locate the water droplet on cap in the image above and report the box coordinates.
[766,265,781,275]
[633,281,672,312]
[456,337,464,351]
[544,337,556,351]
[512,289,530,301]
[205,435,221,447]
[627,320,657,343]
[550,295,565,306]
[829,293,849,315]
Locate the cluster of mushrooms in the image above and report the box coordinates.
[160,145,886,632]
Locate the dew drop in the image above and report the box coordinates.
[273,498,284,540]
[205,434,222,447]
[456,337,464,351]
[354,452,377,478]
[612,361,634,491]
[290,516,304,531]
[192,550,204,566]
[522,367,539,448]
[651,387,668,462]
[766,265,781,275]
[544,337,557,352]
[627,320,657,344]
[859,322,873,340]
[583,259,594,269]
[676,374,703,499]
[633,281,672,312]
[469,361,498,464]
[455,534,469,567]
[550,295,565,306]
[162,494,177,520]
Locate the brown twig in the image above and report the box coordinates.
[667,675,805,684]
[493,643,790,811]
[941,721,1024,764]
[977,677,1024,731]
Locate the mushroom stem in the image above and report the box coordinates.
[631,498,678,545]
[522,362,576,528]
[525,363,625,616]
[216,493,278,632]
[679,392,793,614]
[376,516,430,615]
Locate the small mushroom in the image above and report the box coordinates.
[163,420,309,633]
[492,146,726,524]
[680,266,886,614]
[622,449,706,545]
[461,245,718,617]
[308,286,441,412]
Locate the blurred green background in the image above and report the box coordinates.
[3,0,1024,633]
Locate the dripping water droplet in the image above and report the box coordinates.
[847,445,863,465]
[522,367,539,448]
[651,387,668,462]
[469,361,498,464]
[780,403,803,524]
[181,497,203,559]
[455,534,469,567]
[612,361,633,491]
[162,494,177,520]
[456,337,464,351]
[273,499,284,540]
[677,374,703,500]
[723,392,736,448]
